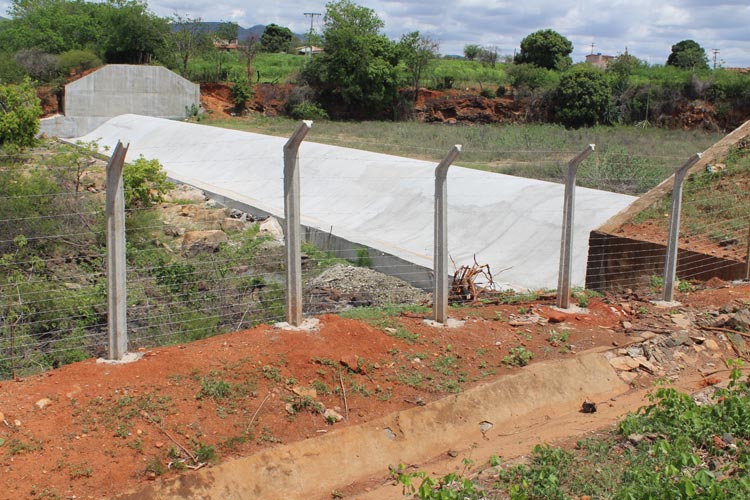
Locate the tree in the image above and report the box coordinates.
[399,31,438,103]
[478,46,498,67]
[98,0,171,64]
[261,23,293,53]
[554,66,611,128]
[666,40,709,71]
[0,77,42,149]
[514,29,573,70]
[169,15,210,77]
[302,0,401,118]
[463,44,480,61]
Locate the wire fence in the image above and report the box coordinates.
[1,126,749,379]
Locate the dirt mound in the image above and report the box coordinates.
[416,89,524,124]
[199,82,234,117]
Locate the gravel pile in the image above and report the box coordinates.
[306,264,430,307]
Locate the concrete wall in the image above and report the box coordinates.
[40,65,199,138]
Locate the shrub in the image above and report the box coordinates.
[57,50,102,76]
[479,88,495,98]
[0,78,42,149]
[554,66,611,128]
[230,78,252,112]
[507,63,559,90]
[123,156,173,208]
[289,102,328,120]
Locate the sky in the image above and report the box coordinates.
[2,0,749,67]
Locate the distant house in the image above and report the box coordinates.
[214,39,240,51]
[586,53,615,69]
[296,46,324,56]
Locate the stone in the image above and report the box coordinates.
[628,433,645,445]
[323,408,344,423]
[727,309,750,331]
[292,386,317,399]
[14,419,21,427]
[340,355,360,372]
[164,184,205,203]
[179,204,224,227]
[546,310,567,323]
[621,320,633,330]
[636,358,656,375]
[220,218,247,233]
[712,314,732,327]
[34,398,52,410]
[670,313,691,329]
[639,331,657,340]
[259,217,284,243]
[0,411,4,421]
[181,230,228,256]
[609,356,640,371]
[155,442,164,448]
[704,338,720,351]
[626,346,643,358]
[619,371,638,384]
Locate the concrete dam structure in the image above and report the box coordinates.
[74,114,636,291]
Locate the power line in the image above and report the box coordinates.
[303,12,322,61]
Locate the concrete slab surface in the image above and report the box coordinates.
[74,114,636,290]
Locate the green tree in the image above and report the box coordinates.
[261,23,293,53]
[302,0,400,118]
[169,15,210,77]
[398,31,438,103]
[463,44,480,61]
[514,29,573,70]
[0,77,41,149]
[99,0,170,64]
[666,39,709,71]
[554,66,611,128]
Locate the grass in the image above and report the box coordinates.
[339,304,428,344]
[205,117,721,195]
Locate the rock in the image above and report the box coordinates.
[164,184,205,203]
[667,331,691,347]
[179,205,225,227]
[626,346,643,358]
[689,335,706,344]
[0,411,4,421]
[323,408,344,423]
[292,386,317,399]
[181,230,228,256]
[619,371,638,384]
[628,433,645,445]
[221,218,247,233]
[621,320,633,330]
[546,310,567,324]
[609,356,640,371]
[14,419,21,427]
[340,355,360,372]
[704,338,720,351]
[580,400,597,413]
[727,309,750,331]
[34,398,52,410]
[259,217,284,243]
[636,358,656,375]
[671,313,691,329]
[639,331,657,340]
[155,442,164,448]
[712,314,732,327]
[447,449,458,457]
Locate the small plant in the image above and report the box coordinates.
[197,377,232,400]
[547,330,569,347]
[261,365,283,382]
[195,444,216,463]
[354,246,372,267]
[144,457,166,477]
[502,346,533,367]
[677,280,694,293]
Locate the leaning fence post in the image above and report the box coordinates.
[556,144,594,309]
[283,121,312,326]
[662,153,702,302]
[433,145,462,323]
[106,141,129,360]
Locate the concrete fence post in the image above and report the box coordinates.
[745,223,750,281]
[283,121,312,326]
[662,153,702,302]
[105,141,129,360]
[433,145,462,323]
[556,144,594,309]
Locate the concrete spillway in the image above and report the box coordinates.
[74,114,636,290]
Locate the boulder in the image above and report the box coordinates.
[259,217,284,243]
[181,230,228,256]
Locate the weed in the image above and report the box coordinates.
[197,377,232,400]
[69,463,93,479]
[144,457,165,477]
[547,330,569,347]
[257,426,281,444]
[261,365,283,383]
[502,346,533,367]
[195,444,216,463]
[311,380,331,395]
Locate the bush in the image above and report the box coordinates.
[289,102,328,120]
[479,88,495,98]
[230,79,253,113]
[507,63,559,90]
[57,50,102,76]
[0,78,42,149]
[14,49,59,82]
[123,156,173,208]
[554,66,611,128]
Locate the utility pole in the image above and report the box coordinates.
[589,42,596,55]
[712,48,720,69]
[303,12,321,62]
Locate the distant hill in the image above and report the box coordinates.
[172,22,302,42]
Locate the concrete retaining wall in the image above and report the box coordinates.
[40,65,199,137]
[585,230,746,290]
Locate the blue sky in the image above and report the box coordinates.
[2,0,750,67]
